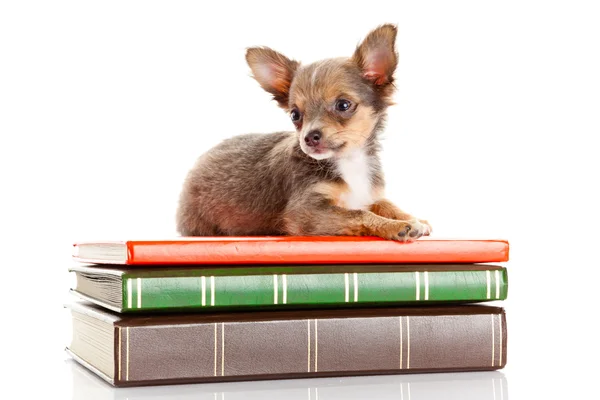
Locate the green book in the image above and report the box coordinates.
[69,263,508,312]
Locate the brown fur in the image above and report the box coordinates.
[370,199,430,228]
[245,47,300,108]
[176,24,431,242]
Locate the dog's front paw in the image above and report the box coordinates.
[396,220,430,242]
[417,219,432,236]
[378,220,428,243]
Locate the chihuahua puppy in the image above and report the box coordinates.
[176,24,431,242]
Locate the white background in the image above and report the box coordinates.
[1,1,599,398]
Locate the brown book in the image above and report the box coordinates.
[65,301,507,387]
[68,357,508,399]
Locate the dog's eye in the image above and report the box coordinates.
[290,108,301,122]
[335,99,352,112]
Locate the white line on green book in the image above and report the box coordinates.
[127,279,132,309]
[495,270,500,299]
[137,278,141,308]
[344,273,349,303]
[210,276,215,306]
[415,272,420,301]
[274,274,278,304]
[424,271,429,301]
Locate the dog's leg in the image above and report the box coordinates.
[176,206,221,236]
[177,217,221,236]
[283,195,428,242]
[370,199,432,236]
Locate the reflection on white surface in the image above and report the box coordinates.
[68,359,508,400]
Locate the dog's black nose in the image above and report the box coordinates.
[304,130,322,147]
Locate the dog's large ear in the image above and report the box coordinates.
[246,47,299,109]
[352,24,398,87]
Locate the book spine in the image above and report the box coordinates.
[128,239,509,264]
[114,310,507,385]
[121,268,508,311]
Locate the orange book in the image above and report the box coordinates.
[72,236,509,265]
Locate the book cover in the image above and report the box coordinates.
[72,236,509,265]
[67,356,508,399]
[69,263,508,312]
[65,301,507,387]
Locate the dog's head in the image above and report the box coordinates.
[246,24,398,160]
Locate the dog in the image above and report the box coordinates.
[176,24,431,242]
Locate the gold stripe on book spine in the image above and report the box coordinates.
[117,327,121,380]
[499,314,503,366]
[221,323,225,376]
[126,327,129,381]
[406,317,411,369]
[399,317,403,369]
[307,320,311,373]
[315,319,318,372]
[214,323,217,376]
[491,314,495,366]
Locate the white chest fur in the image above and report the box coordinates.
[336,149,374,210]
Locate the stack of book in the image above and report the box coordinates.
[65,236,509,387]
